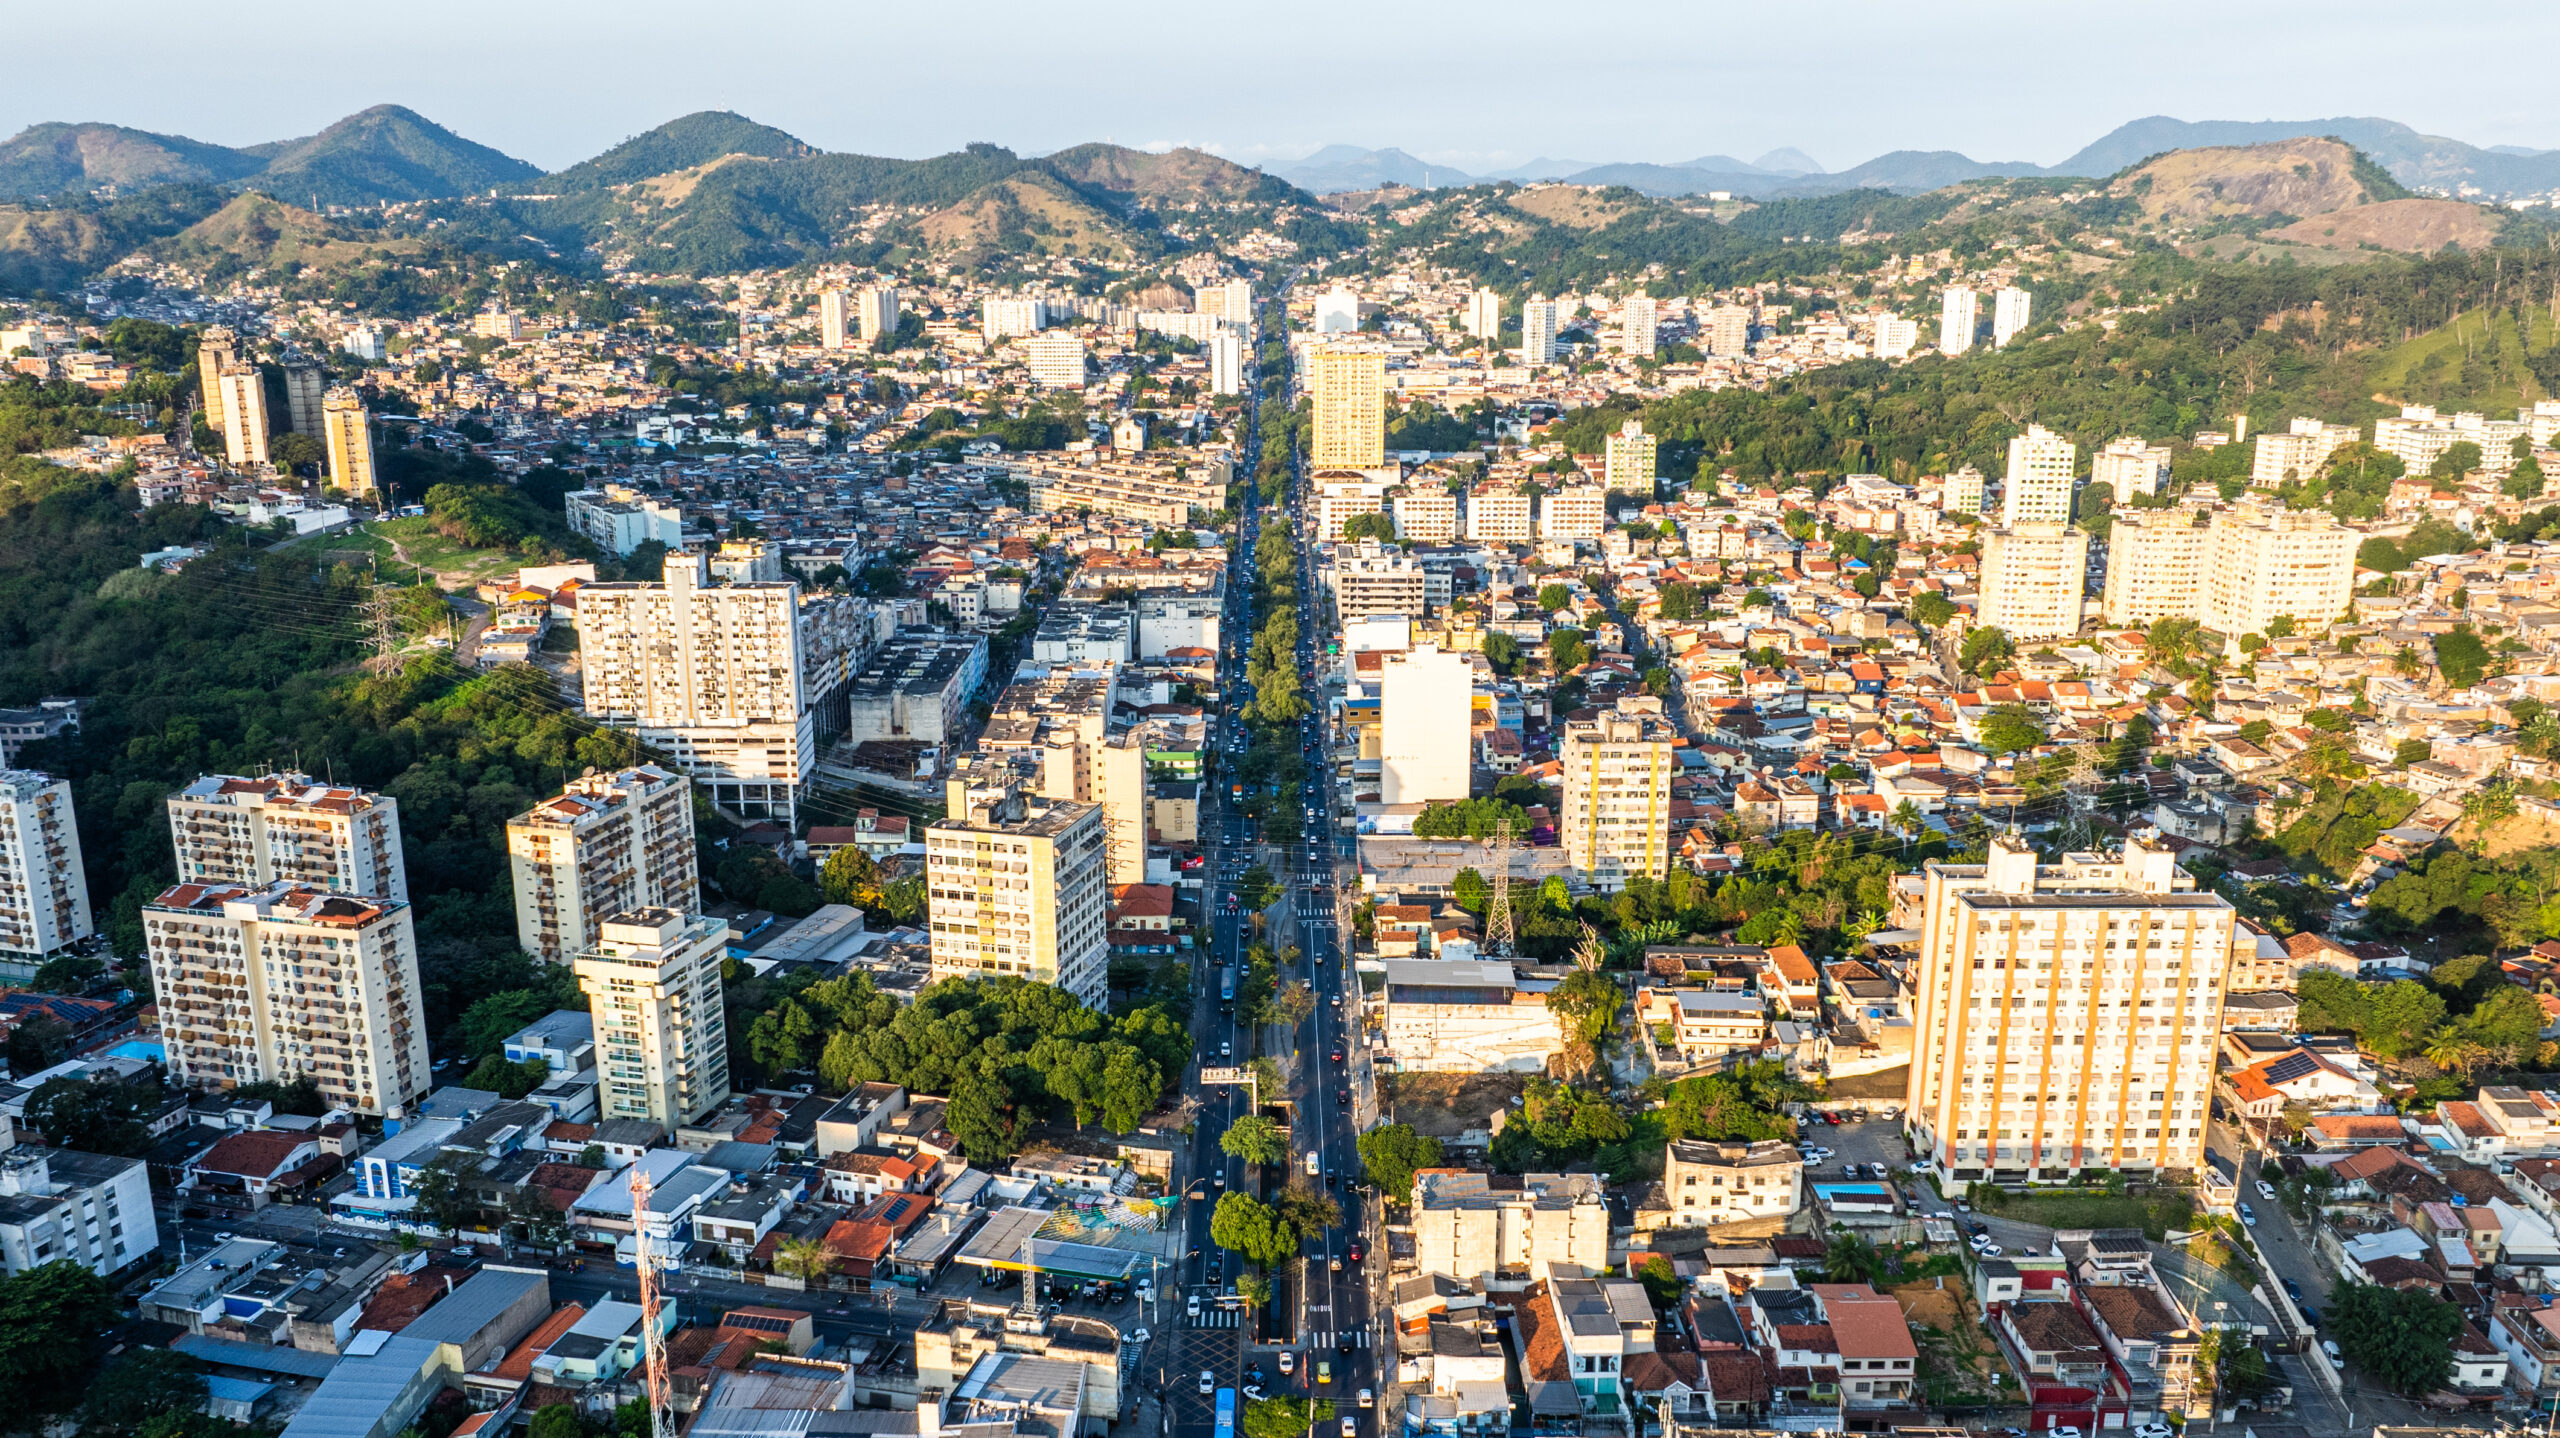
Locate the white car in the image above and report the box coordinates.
[2256,1180,2278,1202]
[1200,1371,1216,1394]
[2238,1203,2258,1227]
[1341,1422,1357,1438]
[2052,1428,2083,1438]
[1980,1244,2004,1257]
[1129,1327,1151,1345]
[1358,1390,1374,1410]
[2134,1423,2174,1438]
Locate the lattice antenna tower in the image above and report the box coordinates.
[1484,817,1516,959]
[362,582,404,674]
[629,1166,672,1438]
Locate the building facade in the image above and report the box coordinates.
[0,1146,155,1279]
[2251,417,2358,489]
[217,364,269,468]
[0,770,89,961]
[1939,287,1977,356]
[2199,506,2360,639]
[1380,646,1472,806]
[926,780,1111,1011]
[169,773,407,903]
[1560,698,1676,891]
[144,881,431,1116]
[2002,426,2076,527]
[1659,1139,1803,1226]
[320,388,375,498]
[507,766,698,965]
[2101,510,2212,628]
[573,908,733,1129]
[1309,347,1387,469]
[1601,422,1656,497]
[1023,333,1086,390]
[1992,286,2034,348]
[1978,524,2091,641]
[1411,1169,1609,1284]
[2090,436,2171,505]
[1904,834,2235,1182]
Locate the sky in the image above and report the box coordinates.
[13,0,2560,175]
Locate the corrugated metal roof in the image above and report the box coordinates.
[172,1334,339,1379]
[276,1333,441,1438]
[400,1266,546,1343]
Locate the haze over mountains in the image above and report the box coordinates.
[1278,115,2560,199]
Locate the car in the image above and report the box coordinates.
[1330,1047,1344,1063]
[1209,1256,1224,1279]
[1220,1040,1232,1057]
[1982,1244,2004,1257]
[1316,1362,1332,1385]
[1968,1233,1990,1250]
[2238,1203,2258,1227]
[2322,1339,2342,1362]
[1347,1241,1365,1263]
[1200,1372,1216,1395]
[1325,1172,1338,1189]
[2051,1428,2083,1438]
[1214,1174,1227,1188]
[1330,1256,1343,1272]
[2282,1277,2304,1302]
[2300,1306,2322,1329]
[1129,1327,1152,1344]
[2134,1423,2172,1438]
[1278,1351,1296,1375]
[1187,1294,1202,1318]
[1342,1421,1357,1438]
[1357,1389,1374,1410]
[216,1231,237,1242]
[1338,1331,1354,1353]
[1337,1090,1350,1108]
[2257,1179,2278,1202]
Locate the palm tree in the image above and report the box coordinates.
[772,1234,833,1287]
[1891,800,1924,851]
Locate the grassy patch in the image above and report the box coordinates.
[364,517,528,585]
[1977,1189,2195,1239]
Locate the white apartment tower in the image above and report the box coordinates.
[1991,286,2033,347]
[1379,646,1472,806]
[1314,288,1360,334]
[577,550,812,820]
[1196,278,1252,324]
[1024,332,1087,390]
[820,289,850,351]
[573,908,733,1129]
[2251,417,2359,489]
[217,363,269,468]
[1978,524,2091,641]
[196,326,239,433]
[1938,287,1978,356]
[1702,307,1749,357]
[926,780,1111,1011]
[1602,421,1657,497]
[982,296,1046,341]
[145,882,431,1116]
[1904,834,2234,1181]
[2002,425,2077,527]
[1208,330,1245,396]
[1466,288,1503,342]
[1560,697,1676,892]
[2101,509,2212,628]
[2090,436,2172,505]
[2199,506,2361,640]
[0,771,89,961]
[322,388,375,498]
[856,286,899,343]
[1391,485,1458,542]
[1520,297,1559,365]
[507,765,698,964]
[1873,313,1920,360]
[1939,465,1985,515]
[1619,295,1658,357]
[169,773,408,903]
[1539,482,1607,542]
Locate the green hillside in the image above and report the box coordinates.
[243,104,541,207]
[540,110,815,192]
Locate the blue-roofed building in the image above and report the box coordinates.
[202,1374,278,1424]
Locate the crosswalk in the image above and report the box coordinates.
[1192,1306,1243,1328]
[1302,1327,1373,1348]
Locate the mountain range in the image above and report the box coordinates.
[1277,115,2560,200]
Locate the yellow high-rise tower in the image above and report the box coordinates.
[1309,346,1386,469]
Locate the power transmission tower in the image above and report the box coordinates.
[1484,818,1515,959]
[362,582,404,674]
[629,1166,673,1438]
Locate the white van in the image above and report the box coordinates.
[1305,1151,1322,1177]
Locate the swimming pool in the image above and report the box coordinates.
[95,1039,165,1064]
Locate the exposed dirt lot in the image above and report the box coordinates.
[1379,1072,1528,1139]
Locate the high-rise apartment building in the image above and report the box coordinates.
[2250,417,2359,488]
[0,771,89,961]
[1379,646,1472,806]
[1465,485,1534,545]
[1391,485,1458,542]
[1602,420,1656,496]
[169,773,408,903]
[578,550,814,820]
[1978,524,2091,641]
[197,326,239,433]
[1538,482,1607,542]
[856,286,899,343]
[2199,506,2360,639]
[820,289,850,350]
[1315,471,1397,538]
[1939,465,1985,515]
[926,780,1111,1010]
[2001,425,2076,526]
[507,765,698,964]
[1208,330,1244,396]
[1702,307,1749,357]
[1873,313,1919,360]
[281,355,326,436]
[2090,436,2172,505]
[470,311,521,341]
[1466,288,1502,341]
[2374,405,2461,477]
[216,364,269,468]
[1904,834,2234,1181]
[2100,509,2211,628]
[1308,347,1387,469]
[1314,288,1360,334]
[971,671,1148,886]
[1938,287,1978,356]
[321,388,375,497]
[573,908,733,1129]
[982,296,1046,341]
[145,881,431,1116]
[1196,278,1252,324]
[1618,295,1658,357]
[1560,697,1676,891]
[1991,286,2033,347]
[1520,297,1559,364]
[1024,332,1087,390]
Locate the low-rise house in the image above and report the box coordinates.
[1635,988,1768,1065]
[1411,1169,1609,1286]
[1644,1139,1802,1229]
[184,1129,329,1209]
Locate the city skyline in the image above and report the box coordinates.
[9,1,2560,174]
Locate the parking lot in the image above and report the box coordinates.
[1796,1111,1910,1179]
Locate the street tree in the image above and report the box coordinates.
[1357,1123,1444,1203]
[2329,1279,2461,1394]
[1222,1115,1289,1168]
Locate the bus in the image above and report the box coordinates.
[1219,965,1237,1008]
[1214,1388,1237,1438]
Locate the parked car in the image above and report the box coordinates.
[1200,1372,1216,1394]
[1342,1421,1357,1438]
[2256,1179,2278,1202]
[2238,1203,2258,1227]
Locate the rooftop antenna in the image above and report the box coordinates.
[629,1165,673,1438]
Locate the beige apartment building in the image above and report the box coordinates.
[1314,471,1399,539]
[2090,436,2172,505]
[0,770,89,961]
[1977,524,2090,641]
[320,388,375,497]
[196,326,239,433]
[1538,482,1607,542]
[169,773,408,903]
[971,671,1148,885]
[926,779,1111,1010]
[578,549,811,820]
[2200,506,2360,639]
[1560,697,1676,891]
[1309,346,1387,469]
[507,765,697,964]
[2101,509,2211,627]
[216,363,270,468]
[1391,484,1458,541]
[1601,422,1656,496]
[1657,1138,1804,1226]
[1015,457,1227,528]
[1326,541,1428,623]
[1904,834,2235,1182]
[1466,485,1534,545]
[2001,425,2076,526]
[2251,417,2358,488]
[573,907,733,1129]
[144,881,431,1116]
[1411,1169,1609,1284]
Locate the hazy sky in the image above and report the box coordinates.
[13,0,2560,174]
